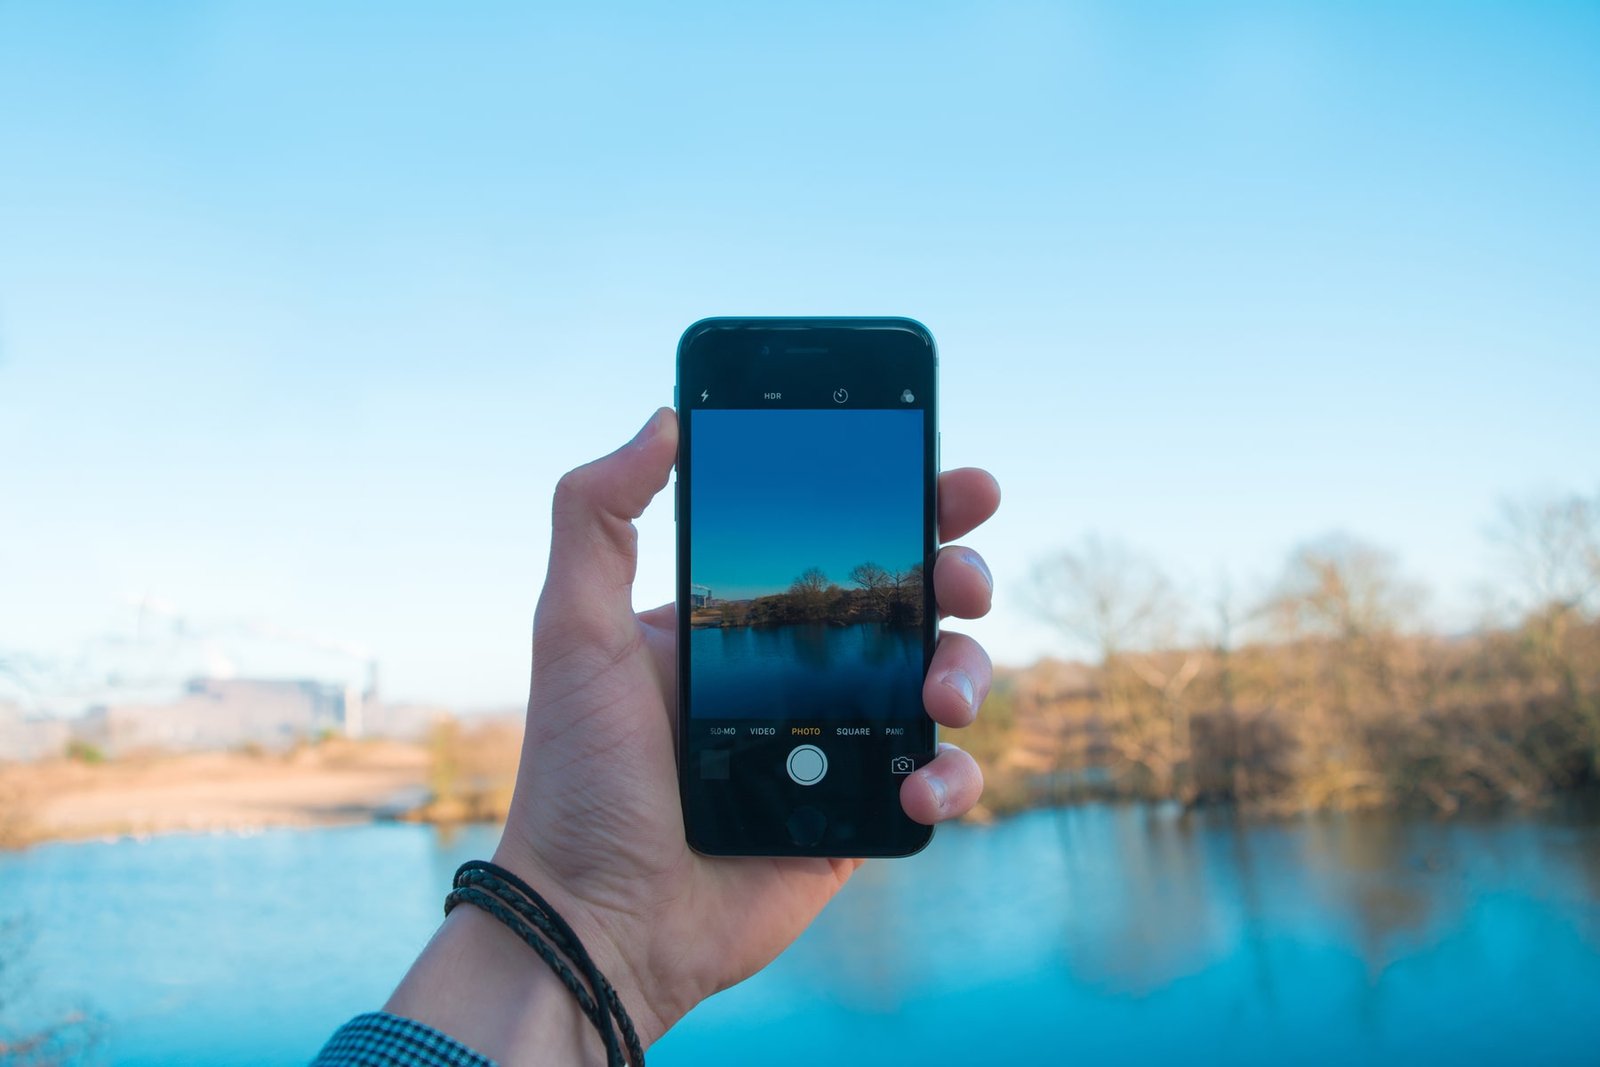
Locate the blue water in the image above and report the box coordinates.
[689,622,923,719]
[3,805,1599,1065]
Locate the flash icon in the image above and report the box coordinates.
[700,390,709,402]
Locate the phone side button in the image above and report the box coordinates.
[786,806,826,847]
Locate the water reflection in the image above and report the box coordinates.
[690,623,922,718]
[788,624,831,672]
[1295,816,1456,975]
[1053,805,1236,994]
[3,807,1599,1065]
[689,803,1600,1065]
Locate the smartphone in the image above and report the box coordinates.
[675,317,939,857]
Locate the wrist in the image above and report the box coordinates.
[385,904,606,1066]
[488,838,677,1048]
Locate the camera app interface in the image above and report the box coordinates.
[687,405,928,797]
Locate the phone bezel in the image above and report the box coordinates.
[674,317,940,858]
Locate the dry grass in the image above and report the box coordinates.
[6,609,1594,845]
[977,619,1600,816]
[399,717,524,826]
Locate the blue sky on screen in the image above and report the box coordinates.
[0,2,1596,710]
[690,409,923,601]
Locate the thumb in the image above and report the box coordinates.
[535,407,678,649]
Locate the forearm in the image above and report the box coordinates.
[384,905,606,1067]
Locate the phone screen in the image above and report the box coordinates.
[676,319,937,857]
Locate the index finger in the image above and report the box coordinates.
[938,468,1001,542]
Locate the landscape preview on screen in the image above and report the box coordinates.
[689,408,924,721]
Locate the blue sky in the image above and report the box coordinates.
[1,2,1596,712]
[690,409,923,601]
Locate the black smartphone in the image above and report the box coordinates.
[675,317,939,857]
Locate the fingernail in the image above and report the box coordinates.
[942,669,975,710]
[921,769,948,812]
[963,549,992,591]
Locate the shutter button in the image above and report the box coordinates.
[785,744,827,786]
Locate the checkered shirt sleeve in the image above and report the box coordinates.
[311,1011,496,1067]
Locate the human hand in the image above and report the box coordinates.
[387,408,1000,1062]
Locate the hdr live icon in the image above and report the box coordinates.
[889,755,915,774]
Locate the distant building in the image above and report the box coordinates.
[1,668,453,761]
[80,678,352,756]
[689,584,713,609]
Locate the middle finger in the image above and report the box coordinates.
[933,545,994,620]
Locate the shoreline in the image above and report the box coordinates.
[9,783,1599,856]
[0,738,434,850]
[6,708,1598,850]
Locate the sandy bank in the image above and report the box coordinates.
[0,739,432,849]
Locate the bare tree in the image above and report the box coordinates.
[849,562,895,620]
[1493,491,1600,767]
[1494,492,1600,621]
[1267,534,1421,644]
[788,567,832,622]
[892,562,925,625]
[1029,537,1193,799]
[1260,534,1427,809]
[1029,536,1179,662]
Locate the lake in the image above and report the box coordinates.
[690,622,923,718]
[3,804,1599,1065]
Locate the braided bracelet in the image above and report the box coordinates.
[444,860,645,1066]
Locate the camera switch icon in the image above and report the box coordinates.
[889,755,915,775]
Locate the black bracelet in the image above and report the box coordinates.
[451,863,643,1065]
[444,860,645,1067]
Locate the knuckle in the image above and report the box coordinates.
[552,466,595,514]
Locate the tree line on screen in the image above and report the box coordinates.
[961,491,1600,818]
[708,562,926,629]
